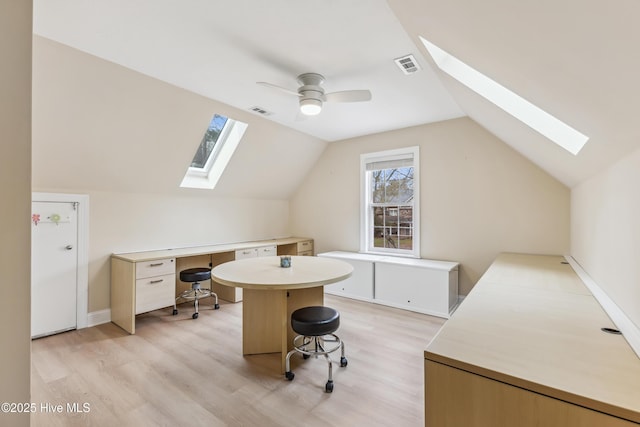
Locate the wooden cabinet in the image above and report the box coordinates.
[425,360,638,427]
[277,239,313,256]
[296,240,313,256]
[135,274,175,315]
[111,256,176,333]
[134,258,175,315]
[424,253,640,426]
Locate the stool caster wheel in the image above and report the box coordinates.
[303,354,310,360]
[325,380,334,393]
[192,312,199,319]
[285,371,295,381]
[340,357,348,367]
[172,309,178,316]
[214,303,220,310]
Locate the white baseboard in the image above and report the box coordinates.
[87,309,111,328]
[565,255,640,359]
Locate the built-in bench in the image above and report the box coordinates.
[318,251,459,318]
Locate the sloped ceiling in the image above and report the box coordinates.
[32,36,328,200]
[387,0,640,187]
[32,0,640,192]
[32,0,464,142]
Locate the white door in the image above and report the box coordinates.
[31,201,78,338]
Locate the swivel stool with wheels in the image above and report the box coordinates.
[173,267,220,319]
[284,305,347,393]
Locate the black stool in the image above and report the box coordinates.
[173,268,219,319]
[284,306,347,393]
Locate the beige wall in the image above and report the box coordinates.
[571,147,640,329]
[83,191,289,311]
[0,1,32,426]
[290,118,570,294]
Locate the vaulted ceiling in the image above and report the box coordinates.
[387,0,640,187]
[33,0,640,188]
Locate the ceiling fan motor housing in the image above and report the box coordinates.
[297,73,326,102]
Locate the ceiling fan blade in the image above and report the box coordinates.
[324,89,372,103]
[256,81,301,97]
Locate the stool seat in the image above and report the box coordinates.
[291,306,340,336]
[180,268,211,283]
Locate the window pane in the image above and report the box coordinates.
[383,167,413,203]
[371,206,413,250]
[370,167,414,204]
[190,114,229,168]
[398,206,413,250]
[371,170,385,203]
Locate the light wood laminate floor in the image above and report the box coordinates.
[31,294,445,427]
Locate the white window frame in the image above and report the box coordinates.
[180,117,248,190]
[360,146,420,258]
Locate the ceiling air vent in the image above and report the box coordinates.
[248,106,272,116]
[394,54,421,75]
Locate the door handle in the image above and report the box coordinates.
[65,245,73,250]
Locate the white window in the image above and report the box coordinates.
[180,113,248,189]
[360,146,419,257]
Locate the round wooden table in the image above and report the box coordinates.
[211,256,353,372]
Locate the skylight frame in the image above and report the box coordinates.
[419,36,589,155]
[187,115,233,176]
[180,114,248,190]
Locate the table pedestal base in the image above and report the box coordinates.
[242,287,324,372]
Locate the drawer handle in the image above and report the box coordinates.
[149,263,164,267]
[149,279,164,284]
[243,251,252,255]
[301,242,309,246]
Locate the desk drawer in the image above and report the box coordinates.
[297,240,313,254]
[136,258,175,279]
[235,249,257,259]
[136,273,175,314]
[257,245,277,257]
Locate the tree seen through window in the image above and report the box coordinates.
[190,114,229,168]
[370,167,414,250]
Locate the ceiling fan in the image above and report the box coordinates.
[257,73,372,116]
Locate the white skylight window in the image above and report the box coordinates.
[420,37,589,155]
[180,113,248,189]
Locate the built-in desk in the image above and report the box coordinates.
[110,237,313,334]
[424,253,640,426]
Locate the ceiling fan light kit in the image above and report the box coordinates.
[257,72,372,116]
[300,98,323,115]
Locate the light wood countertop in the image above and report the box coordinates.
[426,253,640,423]
[111,237,311,262]
[211,255,353,290]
